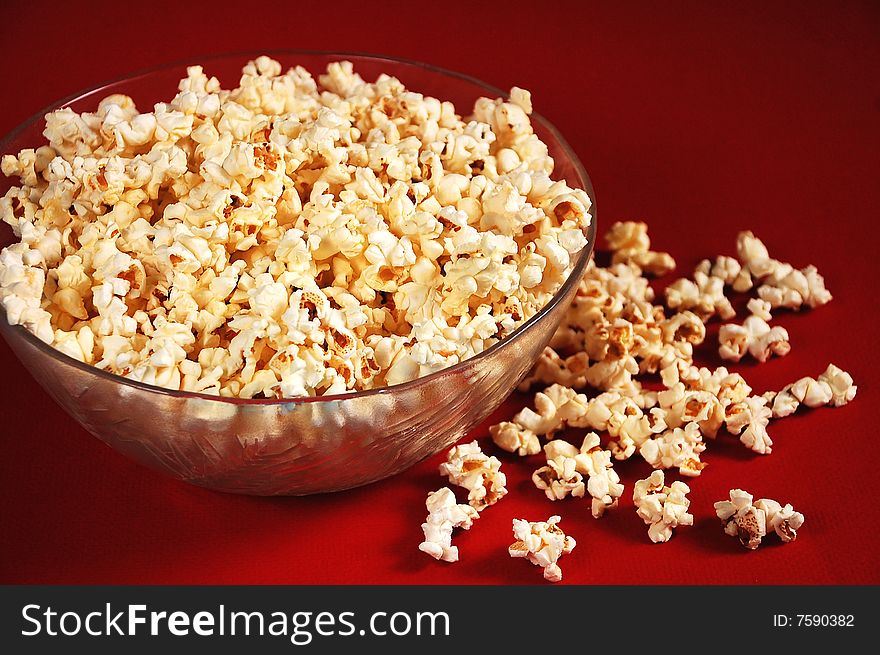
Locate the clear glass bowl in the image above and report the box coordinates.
[0,52,596,494]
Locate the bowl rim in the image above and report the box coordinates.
[0,49,596,406]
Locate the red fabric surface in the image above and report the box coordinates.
[0,1,878,585]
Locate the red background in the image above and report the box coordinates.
[0,1,877,584]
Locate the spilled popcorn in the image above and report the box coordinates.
[419,441,507,562]
[418,487,479,562]
[724,395,773,455]
[714,489,804,549]
[418,224,854,577]
[605,220,675,276]
[508,515,576,582]
[569,433,623,517]
[493,228,855,479]
[533,433,624,517]
[0,56,593,398]
[632,470,693,543]
[718,315,791,363]
[765,363,857,417]
[439,440,507,511]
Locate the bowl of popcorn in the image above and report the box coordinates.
[0,52,595,494]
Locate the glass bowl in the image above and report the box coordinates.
[0,51,596,495]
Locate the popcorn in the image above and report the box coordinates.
[532,455,585,501]
[491,223,844,571]
[746,297,773,321]
[734,230,832,309]
[418,487,479,562]
[517,254,670,397]
[53,325,95,363]
[632,470,693,543]
[0,57,592,398]
[765,385,800,418]
[817,363,857,407]
[665,269,735,321]
[659,384,725,438]
[659,311,705,347]
[754,498,805,544]
[508,515,576,582]
[576,433,625,517]
[698,255,742,286]
[639,422,707,477]
[714,489,766,550]
[605,220,676,276]
[790,376,834,408]
[505,222,858,495]
[531,434,623,517]
[489,421,541,456]
[604,403,667,460]
[510,384,590,437]
[439,441,508,510]
[725,396,773,455]
[758,265,832,310]
[489,383,593,455]
[718,315,790,363]
[517,347,589,391]
[715,489,804,549]
[735,230,783,287]
[0,245,54,343]
[766,364,856,418]
[705,368,752,407]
